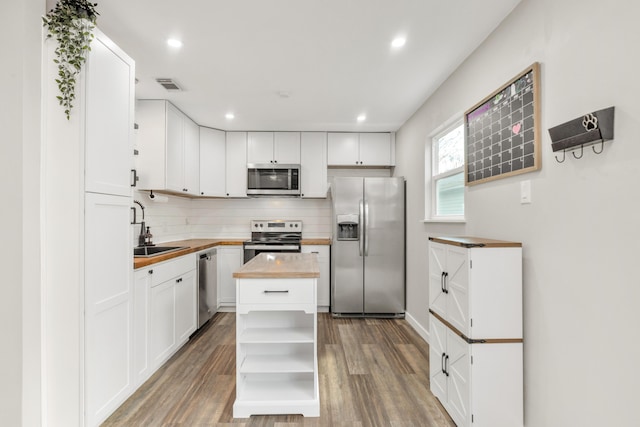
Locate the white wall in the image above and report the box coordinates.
[1,1,45,426]
[395,0,640,425]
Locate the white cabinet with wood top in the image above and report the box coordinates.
[327,132,394,167]
[248,131,301,165]
[301,245,330,309]
[427,236,523,427]
[136,100,200,196]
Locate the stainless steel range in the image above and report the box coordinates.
[243,220,302,263]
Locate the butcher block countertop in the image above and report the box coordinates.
[429,236,522,248]
[233,253,320,279]
[133,238,331,269]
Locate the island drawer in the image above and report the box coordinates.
[238,279,314,305]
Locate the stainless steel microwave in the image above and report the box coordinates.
[247,163,301,196]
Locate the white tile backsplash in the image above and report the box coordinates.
[134,190,331,244]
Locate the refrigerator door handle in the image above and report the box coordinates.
[364,201,369,256]
[359,199,364,256]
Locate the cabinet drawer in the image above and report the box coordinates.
[140,254,196,287]
[238,279,314,305]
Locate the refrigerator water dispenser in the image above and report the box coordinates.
[336,214,359,240]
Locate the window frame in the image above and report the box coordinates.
[426,117,466,222]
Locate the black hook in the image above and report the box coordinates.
[555,150,566,163]
[592,140,604,154]
[572,145,584,159]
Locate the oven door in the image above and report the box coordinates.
[243,243,301,263]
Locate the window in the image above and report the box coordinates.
[429,120,465,220]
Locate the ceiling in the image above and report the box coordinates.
[97,0,522,132]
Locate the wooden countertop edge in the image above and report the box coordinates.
[429,236,522,248]
[133,238,331,269]
[233,253,320,279]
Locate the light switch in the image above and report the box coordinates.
[520,180,532,204]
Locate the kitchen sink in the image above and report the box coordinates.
[134,246,187,257]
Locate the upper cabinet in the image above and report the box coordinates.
[225,132,248,197]
[136,100,200,196]
[199,127,226,197]
[327,132,394,167]
[247,131,300,164]
[300,132,327,198]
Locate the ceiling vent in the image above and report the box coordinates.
[155,78,182,91]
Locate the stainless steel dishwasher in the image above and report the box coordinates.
[198,249,217,328]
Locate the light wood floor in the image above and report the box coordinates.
[104,312,455,427]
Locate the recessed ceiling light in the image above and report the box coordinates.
[167,38,183,48]
[225,113,235,120]
[357,114,366,122]
[391,37,406,48]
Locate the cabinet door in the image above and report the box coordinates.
[429,314,448,404]
[183,118,200,195]
[225,132,248,197]
[446,328,471,427]
[300,132,327,198]
[428,242,447,319]
[150,279,175,369]
[274,132,301,164]
[175,269,197,343]
[85,35,134,196]
[247,131,274,164]
[446,246,470,337]
[327,133,359,166]
[84,193,132,426]
[133,268,151,386]
[302,245,330,307]
[165,103,184,192]
[199,127,226,196]
[359,133,391,166]
[218,246,243,306]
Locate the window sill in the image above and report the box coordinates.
[422,217,466,224]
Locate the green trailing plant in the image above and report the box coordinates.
[43,0,99,120]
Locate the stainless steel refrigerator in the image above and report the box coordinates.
[331,177,405,317]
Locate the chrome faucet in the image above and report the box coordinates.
[133,200,146,246]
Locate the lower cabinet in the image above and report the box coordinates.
[217,246,244,308]
[429,314,523,427]
[301,245,330,309]
[133,254,197,386]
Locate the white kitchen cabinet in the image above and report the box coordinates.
[247,131,301,165]
[234,276,319,417]
[84,193,133,427]
[217,246,244,308]
[327,132,393,167]
[143,254,197,372]
[175,269,197,343]
[429,314,523,427]
[133,268,151,386]
[199,127,226,197]
[300,132,328,198]
[301,245,330,309]
[428,237,523,427]
[136,100,200,196]
[225,132,248,197]
[428,237,523,339]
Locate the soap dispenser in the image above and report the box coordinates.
[145,226,153,246]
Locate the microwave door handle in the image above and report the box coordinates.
[359,200,364,257]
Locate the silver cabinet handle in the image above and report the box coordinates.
[263,290,289,294]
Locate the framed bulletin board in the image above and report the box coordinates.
[464,62,541,186]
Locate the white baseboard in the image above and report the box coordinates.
[405,311,430,344]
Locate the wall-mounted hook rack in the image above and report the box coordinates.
[548,106,614,163]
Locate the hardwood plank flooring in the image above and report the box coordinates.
[103,313,455,427]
